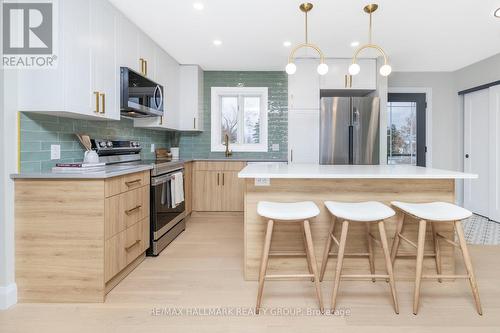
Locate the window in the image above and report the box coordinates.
[211,87,268,152]
[387,101,417,165]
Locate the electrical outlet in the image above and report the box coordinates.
[50,144,60,160]
[150,143,155,153]
[255,178,270,186]
[272,144,280,152]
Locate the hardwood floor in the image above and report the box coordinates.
[1,212,500,332]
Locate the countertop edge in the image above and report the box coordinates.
[237,173,478,179]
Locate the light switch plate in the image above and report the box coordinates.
[272,144,280,151]
[150,143,155,153]
[255,178,270,186]
[50,144,60,160]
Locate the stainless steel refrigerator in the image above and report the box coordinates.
[320,96,380,165]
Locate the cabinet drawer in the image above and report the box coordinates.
[105,171,150,197]
[125,217,149,264]
[193,161,246,171]
[105,185,149,239]
[122,186,149,228]
[105,229,126,282]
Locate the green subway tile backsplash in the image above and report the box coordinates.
[20,113,175,172]
[178,71,288,160]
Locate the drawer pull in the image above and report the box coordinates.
[125,240,141,251]
[125,205,142,215]
[125,179,142,187]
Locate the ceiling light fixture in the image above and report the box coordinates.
[286,3,328,75]
[213,40,222,46]
[283,41,292,47]
[349,4,392,77]
[193,2,204,10]
[495,7,500,18]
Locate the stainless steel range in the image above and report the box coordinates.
[91,139,186,256]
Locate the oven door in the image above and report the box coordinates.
[150,171,186,241]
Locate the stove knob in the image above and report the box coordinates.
[106,141,113,148]
[134,142,140,147]
[99,141,106,148]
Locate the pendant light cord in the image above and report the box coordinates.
[305,11,309,44]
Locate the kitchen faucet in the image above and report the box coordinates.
[224,133,233,157]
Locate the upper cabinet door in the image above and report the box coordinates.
[288,58,320,110]
[138,34,156,79]
[178,65,204,131]
[155,48,180,129]
[116,14,139,72]
[319,58,376,90]
[90,0,118,120]
[288,109,320,164]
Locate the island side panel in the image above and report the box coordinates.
[244,178,455,281]
[15,179,105,302]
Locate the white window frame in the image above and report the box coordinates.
[211,87,268,152]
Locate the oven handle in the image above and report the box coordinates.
[151,170,184,186]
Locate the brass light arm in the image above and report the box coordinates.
[351,43,389,65]
[288,43,326,65]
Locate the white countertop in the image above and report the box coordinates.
[238,164,478,179]
[10,164,153,179]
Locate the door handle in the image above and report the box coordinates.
[94,91,100,113]
[222,173,225,186]
[290,149,293,163]
[125,205,142,215]
[193,117,196,129]
[465,154,470,158]
[217,173,220,186]
[144,60,148,76]
[99,93,105,114]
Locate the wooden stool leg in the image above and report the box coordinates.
[455,220,483,315]
[302,224,314,282]
[390,212,405,265]
[431,222,442,283]
[366,223,376,282]
[378,221,400,314]
[303,220,324,313]
[256,220,274,314]
[413,219,427,315]
[331,220,349,311]
[320,215,337,281]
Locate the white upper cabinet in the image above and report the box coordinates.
[17,0,119,120]
[288,109,320,164]
[116,14,139,72]
[178,65,204,131]
[137,34,156,80]
[319,58,376,90]
[134,47,181,130]
[288,58,321,110]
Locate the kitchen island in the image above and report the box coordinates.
[238,164,477,280]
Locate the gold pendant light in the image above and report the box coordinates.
[349,4,392,77]
[286,3,328,76]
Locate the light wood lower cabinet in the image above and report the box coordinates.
[184,161,193,215]
[192,162,245,212]
[15,170,150,303]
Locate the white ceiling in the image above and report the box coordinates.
[109,0,500,72]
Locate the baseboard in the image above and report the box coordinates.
[0,283,17,310]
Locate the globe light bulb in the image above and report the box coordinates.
[317,63,329,75]
[379,64,392,76]
[348,63,361,76]
[285,62,297,75]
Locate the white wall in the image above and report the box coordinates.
[0,0,18,308]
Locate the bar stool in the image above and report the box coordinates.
[390,201,482,315]
[256,201,324,314]
[320,201,399,314]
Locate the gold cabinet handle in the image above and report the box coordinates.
[193,117,196,129]
[125,239,141,251]
[139,58,145,75]
[222,173,225,186]
[217,173,220,186]
[159,116,163,125]
[144,60,148,76]
[125,205,142,215]
[125,179,142,187]
[94,91,100,113]
[99,93,105,114]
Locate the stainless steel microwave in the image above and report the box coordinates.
[120,67,164,118]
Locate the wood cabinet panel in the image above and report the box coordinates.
[221,171,245,212]
[193,171,222,211]
[125,220,143,264]
[105,194,125,240]
[121,171,150,192]
[184,162,193,215]
[193,161,246,171]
